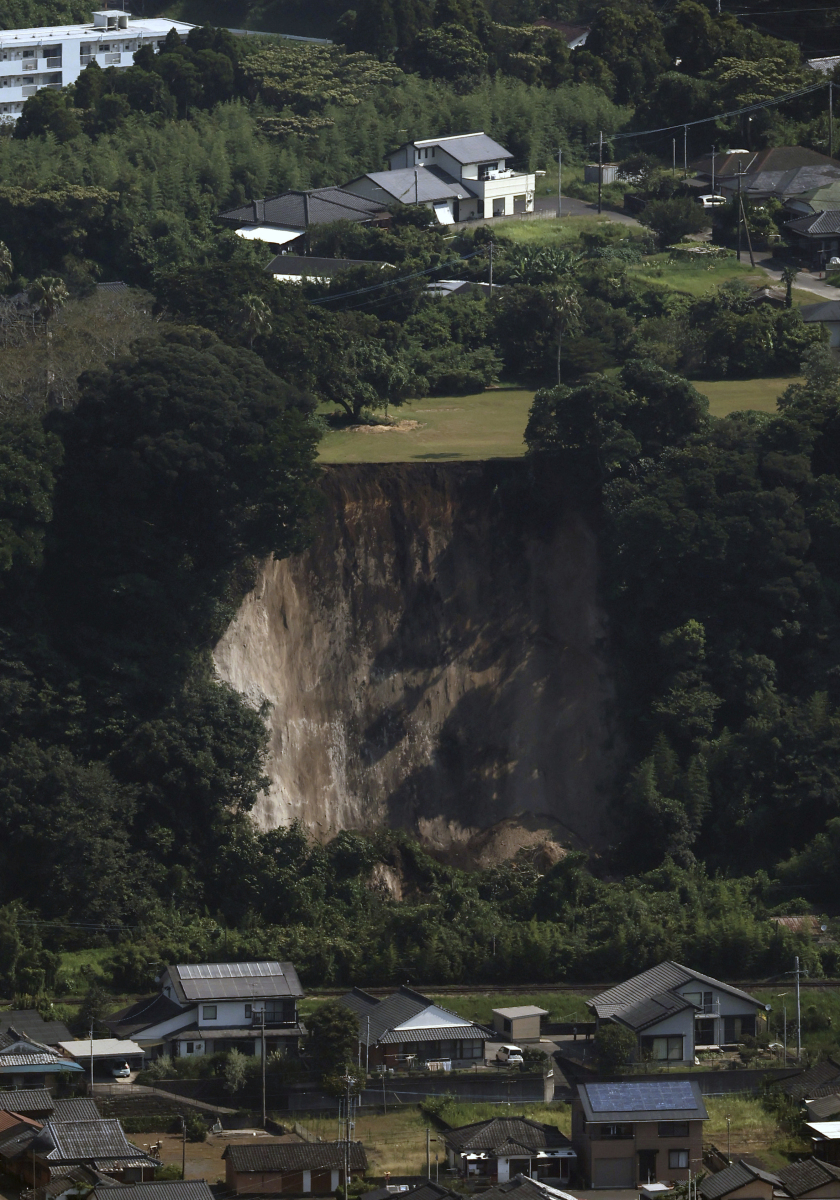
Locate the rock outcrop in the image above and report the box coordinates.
[214,461,619,853]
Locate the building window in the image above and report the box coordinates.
[599,1124,634,1138]
[185,1042,194,1054]
[202,1005,217,1020]
[658,1123,689,1137]
[503,1017,512,1034]
[459,1041,482,1059]
[669,1150,689,1170]
[641,1035,683,1061]
[245,1004,252,1018]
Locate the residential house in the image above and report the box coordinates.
[264,254,387,283]
[362,1182,461,1200]
[0,1089,56,1119]
[107,960,306,1060]
[340,985,491,1070]
[222,1140,367,1195]
[807,1098,840,1123]
[217,188,390,253]
[801,300,840,346]
[691,147,840,200]
[0,1033,84,1090]
[785,211,840,266]
[480,1177,577,1200]
[776,1157,840,1198]
[0,1118,157,1187]
[343,132,536,223]
[587,961,766,1064]
[442,1117,575,1184]
[775,1059,840,1104]
[0,1013,72,1048]
[572,1079,708,1188]
[698,1160,780,1200]
[21,1162,122,1200]
[492,1007,548,1045]
[0,10,193,120]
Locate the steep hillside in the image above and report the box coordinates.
[215,462,619,853]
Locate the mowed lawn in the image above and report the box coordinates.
[695,376,795,417]
[316,388,534,462]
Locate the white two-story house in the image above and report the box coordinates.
[107,961,306,1060]
[588,961,768,1065]
[0,9,193,121]
[343,132,536,224]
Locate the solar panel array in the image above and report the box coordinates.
[178,962,283,979]
[587,1081,697,1113]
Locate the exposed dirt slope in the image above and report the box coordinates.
[214,462,619,853]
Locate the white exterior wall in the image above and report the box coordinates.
[0,15,192,119]
[330,1172,340,1191]
[498,1159,511,1184]
[302,1171,311,1192]
[638,1009,696,1062]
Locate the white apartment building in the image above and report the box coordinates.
[344,131,536,224]
[0,9,193,120]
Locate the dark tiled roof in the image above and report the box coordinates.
[340,986,431,1046]
[444,1119,572,1154]
[378,1024,487,1044]
[51,1099,101,1122]
[364,1183,460,1200]
[806,1094,840,1119]
[776,1157,840,1196]
[94,1182,214,1200]
[801,301,840,322]
[787,210,840,236]
[414,134,511,164]
[578,1080,708,1122]
[355,165,473,203]
[481,1177,577,1200]
[22,1164,120,1200]
[699,1160,779,1199]
[589,962,759,1020]
[106,994,184,1039]
[43,1119,157,1166]
[266,255,385,277]
[0,1012,72,1046]
[218,187,388,229]
[169,961,303,1003]
[223,1140,367,1172]
[0,1089,53,1115]
[778,1060,840,1101]
[95,282,129,293]
[615,991,695,1033]
[694,147,836,179]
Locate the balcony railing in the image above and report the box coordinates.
[22,62,37,71]
[695,1002,721,1017]
[104,53,121,64]
[45,57,61,68]
[21,85,36,96]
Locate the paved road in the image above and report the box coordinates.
[534,194,640,226]
[753,253,837,300]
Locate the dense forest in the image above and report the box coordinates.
[1,0,840,998]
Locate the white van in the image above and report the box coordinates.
[495,1044,524,1064]
[696,194,727,208]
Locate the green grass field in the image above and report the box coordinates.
[316,388,534,463]
[430,992,593,1026]
[695,377,794,417]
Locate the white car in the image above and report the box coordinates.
[495,1044,524,1064]
[111,1062,131,1078]
[696,194,727,208]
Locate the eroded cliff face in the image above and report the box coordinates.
[214,462,619,852]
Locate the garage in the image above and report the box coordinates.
[592,1158,636,1188]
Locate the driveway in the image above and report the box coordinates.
[753,252,838,300]
[534,194,640,226]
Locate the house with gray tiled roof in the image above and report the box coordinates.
[587,962,765,1065]
[442,1117,575,1185]
[698,1159,779,1200]
[776,1156,840,1197]
[223,1139,367,1195]
[217,187,390,253]
[0,1033,84,1090]
[340,985,492,1070]
[786,210,840,266]
[480,1178,577,1200]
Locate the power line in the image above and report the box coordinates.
[590,79,828,146]
[307,248,485,305]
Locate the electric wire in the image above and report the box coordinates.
[307,249,485,305]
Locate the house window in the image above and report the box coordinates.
[503,1018,512,1034]
[599,1124,633,1138]
[202,1005,217,1020]
[459,1041,482,1059]
[185,1042,194,1054]
[669,1150,689,1169]
[724,1015,755,1043]
[642,1035,683,1061]
[245,1004,252,1018]
[658,1123,689,1137]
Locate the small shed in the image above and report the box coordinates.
[223,1140,367,1195]
[492,1007,547,1044]
[584,163,620,184]
[805,1121,840,1166]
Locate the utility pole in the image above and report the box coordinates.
[795,955,802,1062]
[830,82,834,160]
[726,1114,731,1164]
[683,125,688,178]
[489,239,493,298]
[737,158,743,262]
[89,1025,95,1096]
[260,1007,266,1129]
[558,147,562,219]
[427,1128,431,1179]
[672,138,676,176]
[711,145,717,195]
[598,130,603,214]
[181,1115,186,1179]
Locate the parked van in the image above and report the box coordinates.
[696,194,727,208]
[495,1044,524,1064]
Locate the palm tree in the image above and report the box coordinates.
[241,293,272,350]
[0,241,12,283]
[550,285,583,386]
[28,275,68,404]
[780,264,798,309]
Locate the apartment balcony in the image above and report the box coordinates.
[45,57,62,68]
[22,85,36,97]
[104,53,121,64]
[22,62,37,72]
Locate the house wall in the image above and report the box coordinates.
[571,1102,706,1188]
[636,1009,696,1062]
[493,1013,542,1042]
[226,1165,361,1195]
[712,1181,775,1200]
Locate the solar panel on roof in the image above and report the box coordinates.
[587,1081,697,1113]
[178,962,282,979]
